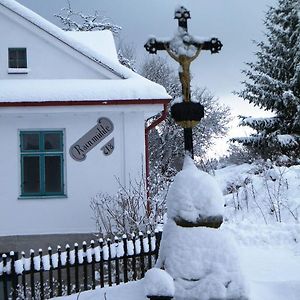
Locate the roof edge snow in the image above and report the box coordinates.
[0,79,172,104]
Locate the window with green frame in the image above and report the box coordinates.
[20,131,65,197]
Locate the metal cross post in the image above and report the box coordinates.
[144,6,223,158]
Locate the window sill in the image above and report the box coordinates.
[7,68,30,74]
[18,195,67,200]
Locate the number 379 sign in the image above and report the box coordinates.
[69,117,114,161]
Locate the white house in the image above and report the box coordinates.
[0,0,170,252]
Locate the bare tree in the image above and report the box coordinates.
[55,1,136,70]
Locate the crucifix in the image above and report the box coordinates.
[144,6,223,158]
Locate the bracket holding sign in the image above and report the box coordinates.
[69,117,114,161]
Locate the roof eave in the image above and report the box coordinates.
[0,99,171,107]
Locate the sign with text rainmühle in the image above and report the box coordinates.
[69,117,114,161]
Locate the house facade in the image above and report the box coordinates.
[0,0,170,252]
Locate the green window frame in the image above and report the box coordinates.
[8,48,27,68]
[20,131,65,197]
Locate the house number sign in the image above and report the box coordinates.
[70,117,114,161]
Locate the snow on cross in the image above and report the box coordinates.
[144,6,222,157]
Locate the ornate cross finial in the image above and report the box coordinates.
[174,6,190,31]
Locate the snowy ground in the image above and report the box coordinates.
[53,163,300,300]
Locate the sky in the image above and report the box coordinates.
[16,0,277,154]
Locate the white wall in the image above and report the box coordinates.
[0,5,114,80]
[0,106,146,236]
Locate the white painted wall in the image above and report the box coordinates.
[0,105,147,236]
[0,5,114,80]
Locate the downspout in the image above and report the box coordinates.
[145,103,168,215]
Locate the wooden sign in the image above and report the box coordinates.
[70,117,114,161]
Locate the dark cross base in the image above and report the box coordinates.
[144,6,222,158]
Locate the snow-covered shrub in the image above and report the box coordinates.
[90,178,166,236]
[217,162,300,224]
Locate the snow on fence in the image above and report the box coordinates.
[0,230,162,300]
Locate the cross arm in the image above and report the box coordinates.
[144,37,170,54]
[198,37,223,54]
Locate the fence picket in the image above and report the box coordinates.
[139,232,145,278]
[21,251,26,299]
[99,238,104,288]
[115,237,120,285]
[107,239,112,286]
[91,240,96,290]
[122,234,128,283]
[147,231,152,269]
[66,245,71,295]
[74,243,79,293]
[10,251,17,300]
[39,249,44,300]
[132,233,137,280]
[57,246,62,296]
[30,250,35,299]
[83,242,88,291]
[48,247,54,298]
[155,229,162,260]
[2,254,8,300]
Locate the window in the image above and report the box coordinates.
[8,48,27,68]
[20,131,65,197]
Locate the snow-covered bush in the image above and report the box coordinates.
[216,162,300,224]
[90,178,166,236]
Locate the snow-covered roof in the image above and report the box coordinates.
[0,0,171,104]
[0,79,170,103]
[65,30,119,64]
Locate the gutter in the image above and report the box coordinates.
[145,103,169,215]
[0,99,170,107]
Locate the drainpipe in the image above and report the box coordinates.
[145,103,168,215]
